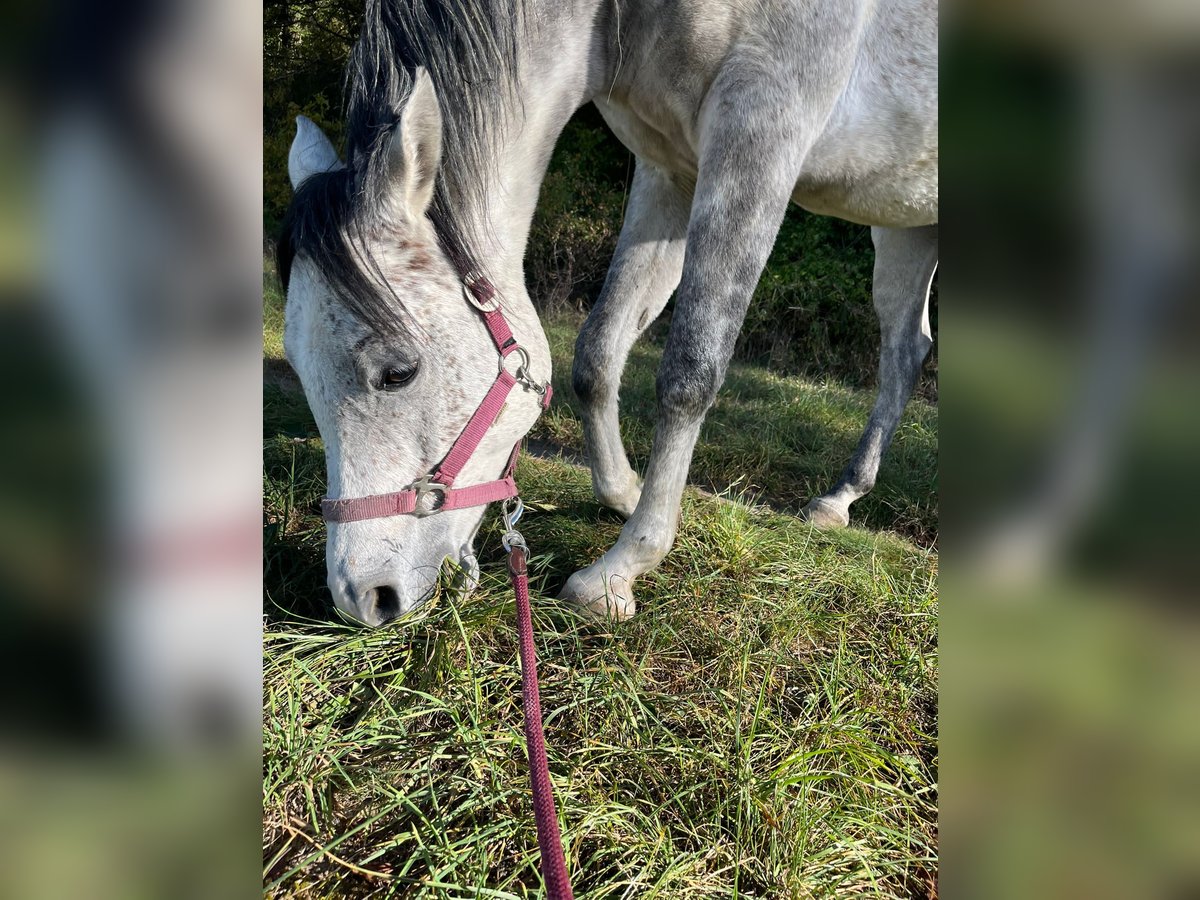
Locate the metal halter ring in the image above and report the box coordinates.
[500,345,532,380]
[462,274,501,313]
[499,346,547,397]
[407,474,448,518]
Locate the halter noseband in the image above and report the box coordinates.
[319,275,551,524]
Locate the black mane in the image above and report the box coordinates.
[276,0,526,334]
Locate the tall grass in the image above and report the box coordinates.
[264,454,937,898]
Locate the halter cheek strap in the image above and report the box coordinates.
[319,276,551,524]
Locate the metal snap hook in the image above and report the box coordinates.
[502,497,524,530]
[500,347,547,397]
[501,497,527,552]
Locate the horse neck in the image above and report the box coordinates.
[452,0,609,356]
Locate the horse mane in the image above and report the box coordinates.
[277,0,527,335]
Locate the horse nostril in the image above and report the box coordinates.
[364,584,401,624]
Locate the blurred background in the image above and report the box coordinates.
[0,0,261,896]
[0,0,1196,895]
[941,1,1200,898]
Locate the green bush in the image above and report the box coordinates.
[743,209,879,385]
[525,110,631,312]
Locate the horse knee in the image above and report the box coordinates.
[895,328,933,381]
[914,328,934,363]
[656,353,723,419]
[572,331,610,407]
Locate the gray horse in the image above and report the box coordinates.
[279,0,937,624]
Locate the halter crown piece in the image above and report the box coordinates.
[319,274,552,524]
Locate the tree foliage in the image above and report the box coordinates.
[264,0,361,228]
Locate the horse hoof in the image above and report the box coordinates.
[560,565,636,620]
[801,497,850,528]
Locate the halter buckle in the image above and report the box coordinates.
[407,474,448,518]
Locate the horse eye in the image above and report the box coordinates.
[380,364,418,390]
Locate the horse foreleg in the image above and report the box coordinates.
[804,224,938,527]
[562,93,802,618]
[572,162,690,517]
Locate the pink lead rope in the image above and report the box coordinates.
[504,522,576,900]
[319,275,574,898]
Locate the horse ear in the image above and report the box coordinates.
[289,116,342,189]
[386,67,443,218]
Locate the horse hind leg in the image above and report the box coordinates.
[804,224,938,527]
[572,162,690,518]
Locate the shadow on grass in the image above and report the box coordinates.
[263,524,327,625]
[536,319,939,545]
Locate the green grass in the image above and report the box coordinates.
[532,314,937,547]
[263,268,938,897]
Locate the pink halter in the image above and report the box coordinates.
[317,276,574,899]
[320,275,551,524]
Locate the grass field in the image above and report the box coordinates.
[263,265,939,897]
